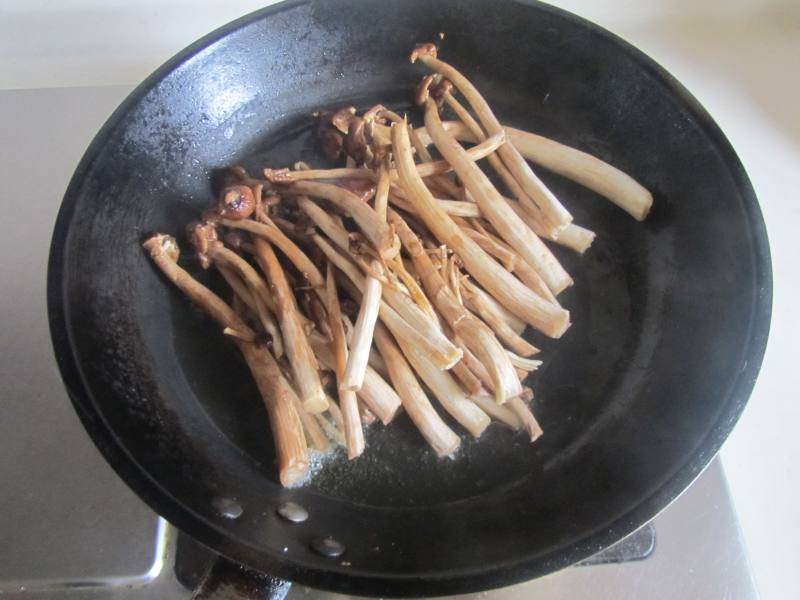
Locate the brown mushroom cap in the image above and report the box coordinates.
[218,184,256,220]
[146,233,180,263]
[409,43,438,63]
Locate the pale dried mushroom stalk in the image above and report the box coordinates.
[325,263,365,459]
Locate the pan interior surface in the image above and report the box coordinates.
[49,0,770,595]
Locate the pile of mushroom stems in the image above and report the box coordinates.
[142,44,652,486]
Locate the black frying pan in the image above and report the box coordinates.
[47,0,771,597]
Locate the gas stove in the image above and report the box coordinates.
[0,85,758,600]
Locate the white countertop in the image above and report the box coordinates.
[2,1,797,598]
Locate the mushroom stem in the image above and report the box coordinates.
[391,120,570,338]
[308,331,401,425]
[412,46,573,230]
[373,324,461,456]
[252,237,328,414]
[206,244,286,357]
[341,258,382,392]
[504,126,653,220]
[220,217,325,292]
[237,341,311,484]
[469,394,523,429]
[326,264,365,459]
[282,180,396,259]
[312,232,462,370]
[424,98,573,295]
[507,395,543,442]
[389,210,521,403]
[414,119,652,223]
[441,93,560,239]
[142,234,308,486]
[397,335,490,438]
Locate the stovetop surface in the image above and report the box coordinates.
[0,85,758,600]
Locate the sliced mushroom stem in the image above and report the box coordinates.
[424,98,573,295]
[308,331,401,425]
[441,93,561,240]
[252,237,328,414]
[507,396,543,442]
[469,394,523,429]
[312,233,462,370]
[555,223,596,254]
[341,259,382,392]
[504,126,652,220]
[460,280,539,357]
[412,47,573,230]
[391,119,570,338]
[325,264,365,459]
[389,210,521,403]
[373,324,461,456]
[397,337,490,438]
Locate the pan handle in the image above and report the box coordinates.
[191,555,291,600]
